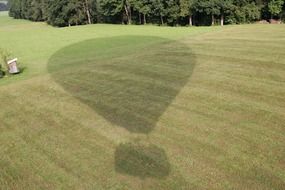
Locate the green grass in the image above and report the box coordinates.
[0,11,8,16]
[0,14,285,190]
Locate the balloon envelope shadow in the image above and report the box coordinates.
[48,36,196,179]
[48,36,196,134]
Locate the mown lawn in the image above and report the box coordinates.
[0,13,285,190]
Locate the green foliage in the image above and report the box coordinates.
[0,64,4,78]
[268,0,284,18]
[0,48,11,78]
[227,2,261,24]
[0,48,11,66]
[282,9,285,21]
[131,0,151,24]
[150,0,167,25]
[180,0,194,17]
[100,0,121,17]
[9,0,96,26]
[0,48,22,76]
[47,0,85,27]
[165,0,180,25]
[8,0,283,26]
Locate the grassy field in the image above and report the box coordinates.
[0,13,285,190]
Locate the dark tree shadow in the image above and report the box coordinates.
[115,142,170,179]
[48,36,196,134]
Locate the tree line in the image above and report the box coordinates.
[8,0,285,27]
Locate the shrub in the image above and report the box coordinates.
[0,48,11,65]
[0,64,4,78]
[0,48,12,78]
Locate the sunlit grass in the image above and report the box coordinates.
[0,14,285,190]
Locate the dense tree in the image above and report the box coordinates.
[216,0,234,26]
[165,0,180,25]
[9,0,20,18]
[8,0,284,27]
[196,0,228,26]
[100,0,125,23]
[180,0,195,26]
[268,0,284,19]
[132,0,151,24]
[226,0,261,24]
[150,0,167,25]
[282,3,285,21]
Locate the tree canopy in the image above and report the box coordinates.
[268,0,285,18]
[8,0,285,27]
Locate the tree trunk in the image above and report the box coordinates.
[124,5,131,24]
[161,15,164,25]
[139,13,142,24]
[143,14,146,25]
[212,14,215,26]
[129,8,132,24]
[84,0,92,24]
[96,2,101,23]
[221,13,224,26]
[189,15,192,26]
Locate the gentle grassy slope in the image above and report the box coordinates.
[0,14,214,85]
[0,15,285,190]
